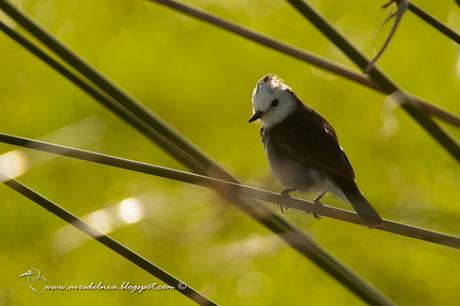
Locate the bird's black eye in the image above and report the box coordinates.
[271,99,279,107]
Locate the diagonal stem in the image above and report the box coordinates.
[286,0,460,163]
[407,2,460,44]
[0,173,216,306]
[1,132,459,251]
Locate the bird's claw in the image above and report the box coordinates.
[312,199,323,219]
[277,189,293,214]
[277,202,288,214]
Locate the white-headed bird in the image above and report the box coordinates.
[248,74,383,227]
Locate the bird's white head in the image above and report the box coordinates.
[249,74,298,129]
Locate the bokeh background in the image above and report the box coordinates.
[1,0,460,305]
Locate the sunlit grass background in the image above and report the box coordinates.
[1,0,460,305]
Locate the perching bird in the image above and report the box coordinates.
[248,74,383,227]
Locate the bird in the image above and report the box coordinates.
[248,74,383,227]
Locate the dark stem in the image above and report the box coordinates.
[0,173,216,306]
[408,2,460,44]
[285,0,460,164]
[1,132,459,251]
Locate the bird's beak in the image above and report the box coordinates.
[248,111,264,123]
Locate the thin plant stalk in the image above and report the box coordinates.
[0,173,216,306]
[286,0,460,163]
[0,132,459,251]
[407,2,460,44]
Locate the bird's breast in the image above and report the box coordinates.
[263,134,324,192]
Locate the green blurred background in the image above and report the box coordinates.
[0,0,460,305]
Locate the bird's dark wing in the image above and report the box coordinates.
[266,103,355,179]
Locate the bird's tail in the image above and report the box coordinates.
[333,176,383,228]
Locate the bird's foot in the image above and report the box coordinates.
[312,199,324,219]
[278,189,295,214]
[277,203,287,214]
[312,199,323,220]
[312,192,326,219]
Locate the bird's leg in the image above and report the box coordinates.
[312,191,326,219]
[278,188,296,213]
